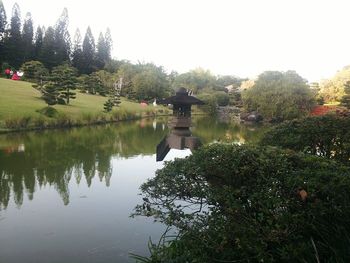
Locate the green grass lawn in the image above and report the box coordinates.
[0,78,171,129]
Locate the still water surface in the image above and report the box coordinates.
[0,117,265,263]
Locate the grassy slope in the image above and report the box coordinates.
[0,78,170,129]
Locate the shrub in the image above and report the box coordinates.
[197,93,217,115]
[215,91,230,106]
[54,114,73,127]
[260,114,350,165]
[36,106,58,118]
[33,116,47,129]
[133,144,350,262]
[4,117,32,129]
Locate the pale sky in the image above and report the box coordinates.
[3,0,350,82]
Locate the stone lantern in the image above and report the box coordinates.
[156,88,204,161]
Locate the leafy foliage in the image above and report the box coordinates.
[80,72,105,95]
[81,26,96,74]
[22,12,34,61]
[20,60,48,82]
[340,81,350,109]
[3,3,22,68]
[260,114,350,165]
[319,66,350,103]
[133,143,350,262]
[172,67,216,93]
[242,71,315,121]
[52,64,77,104]
[41,81,60,106]
[131,63,170,100]
[103,84,121,112]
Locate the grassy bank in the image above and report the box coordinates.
[0,78,172,132]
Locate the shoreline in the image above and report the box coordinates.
[0,112,208,135]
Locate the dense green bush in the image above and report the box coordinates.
[260,114,350,165]
[20,60,48,82]
[36,106,58,118]
[197,93,217,115]
[242,71,315,121]
[215,91,230,106]
[133,144,350,262]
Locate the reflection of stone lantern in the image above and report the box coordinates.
[156,88,205,161]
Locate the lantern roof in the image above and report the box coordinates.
[159,87,205,105]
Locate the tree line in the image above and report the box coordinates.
[0,1,112,73]
[2,1,349,119]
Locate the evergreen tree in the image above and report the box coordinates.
[105,28,112,61]
[22,12,34,61]
[0,0,7,66]
[96,32,106,69]
[72,28,83,72]
[104,85,121,112]
[81,26,95,74]
[41,82,59,106]
[21,60,48,82]
[34,26,43,59]
[0,0,6,38]
[341,81,350,109]
[53,8,71,65]
[39,26,56,69]
[4,3,22,68]
[82,72,104,95]
[50,64,78,104]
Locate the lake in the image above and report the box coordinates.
[0,116,265,263]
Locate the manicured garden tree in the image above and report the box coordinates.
[133,143,350,262]
[340,81,350,109]
[21,60,48,82]
[260,114,350,165]
[81,72,105,95]
[50,64,78,104]
[41,82,59,106]
[103,85,121,112]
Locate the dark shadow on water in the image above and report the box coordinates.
[156,116,202,161]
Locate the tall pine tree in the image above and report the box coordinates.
[53,8,71,65]
[0,0,7,66]
[81,26,95,74]
[34,26,43,59]
[96,32,106,69]
[0,0,6,38]
[4,3,22,68]
[22,12,34,61]
[95,28,112,70]
[105,28,112,60]
[39,26,56,69]
[72,28,83,72]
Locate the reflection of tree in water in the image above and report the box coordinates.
[0,120,169,209]
[192,116,268,144]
